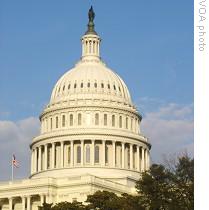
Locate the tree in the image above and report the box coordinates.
[86,190,122,210]
[136,155,194,210]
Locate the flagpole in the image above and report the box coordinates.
[12,156,14,181]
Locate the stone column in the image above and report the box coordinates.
[31,150,34,174]
[40,194,44,205]
[27,196,31,210]
[38,146,42,171]
[91,140,95,166]
[52,143,55,169]
[44,144,48,170]
[130,144,133,170]
[70,141,74,167]
[102,140,106,166]
[8,197,12,210]
[112,141,116,167]
[122,142,125,168]
[141,147,145,172]
[147,150,150,169]
[60,141,64,168]
[81,140,84,166]
[22,196,26,210]
[34,148,37,173]
[136,145,140,171]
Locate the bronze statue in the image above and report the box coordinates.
[88,6,95,23]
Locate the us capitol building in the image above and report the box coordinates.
[0,7,151,210]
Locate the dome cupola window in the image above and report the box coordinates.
[87,82,90,88]
[94,83,97,88]
[81,83,83,88]
[113,85,116,90]
[62,115,66,127]
[70,114,73,126]
[104,114,107,126]
[95,113,99,125]
[78,113,82,125]
[63,85,65,91]
[101,83,104,88]
[107,84,110,89]
[119,116,122,128]
[56,116,59,128]
[126,117,128,129]
[112,115,115,127]
[68,84,71,89]
[74,83,77,89]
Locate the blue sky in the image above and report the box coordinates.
[0,0,193,180]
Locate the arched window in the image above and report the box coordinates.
[105,145,108,164]
[95,113,99,125]
[126,117,128,129]
[78,113,82,125]
[94,83,97,88]
[101,83,104,88]
[77,146,81,163]
[107,84,110,89]
[104,114,107,126]
[86,145,90,163]
[81,83,83,88]
[70,114,73,126]
[63,85,65,91]
[113,85,116,90]
[62,115,66,127]
[56,116,58,128]
[95,145,100,163]
[87,82,90,88]
[74,83,77,88]
[119,116,122,128]
[68,84,71,89]
[112,115,115,127]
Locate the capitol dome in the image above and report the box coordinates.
[30,6,151,198]
[50,61,132,106]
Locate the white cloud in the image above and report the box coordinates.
[141,103,194,163]
[0,117,40,181]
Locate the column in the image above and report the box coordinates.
[136,145,140,171]
[81,140,84,166]
[44,144,48,170]
[141,147,145,172]
[122,142,125,168]
[34,148,37,173]
[60,141,64,168]
[38,146,42,171]
[40,194,44,205]
[130,144,133,170]
[102,140,106,166]
[147,150,150,169]
[70,141,74,167]
[9,197,12,210]
[112,141,116,167]
[51,143,55,169]
[30,150,34,174]
[22,196,26,210]
[26,196,31,210]
[91,140,95,166]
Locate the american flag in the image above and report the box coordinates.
[12,155,19,168]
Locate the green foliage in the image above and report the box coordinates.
[136,155,194,210]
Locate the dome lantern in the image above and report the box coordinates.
[81,6,101,60]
